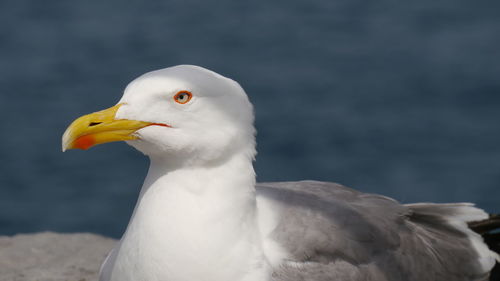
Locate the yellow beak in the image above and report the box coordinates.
[62,104,164,151]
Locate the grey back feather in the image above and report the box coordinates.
[256,181,491,281]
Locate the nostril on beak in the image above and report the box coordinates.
[89,122,102,127]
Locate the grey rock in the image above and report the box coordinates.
[0,232,116,281]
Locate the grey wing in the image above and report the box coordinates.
[256,180,497,281]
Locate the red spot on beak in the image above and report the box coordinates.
[74,135,95,150]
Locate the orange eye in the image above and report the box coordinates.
[173,91,193,104]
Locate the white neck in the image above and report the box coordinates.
[110,152,269,281]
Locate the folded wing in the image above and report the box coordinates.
[256,181,498,281]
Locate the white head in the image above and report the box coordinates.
[62,65,256,167]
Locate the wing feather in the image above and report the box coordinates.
[256,181,495,281]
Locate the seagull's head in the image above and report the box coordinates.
[62,65,256,166]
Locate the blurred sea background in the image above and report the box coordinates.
[0,0,499,238]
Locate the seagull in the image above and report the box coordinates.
[62,65,499,281]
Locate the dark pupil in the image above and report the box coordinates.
[179,94,186,100]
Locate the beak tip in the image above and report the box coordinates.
[62,130,71,152]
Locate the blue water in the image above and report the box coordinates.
[0,0,499,238]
